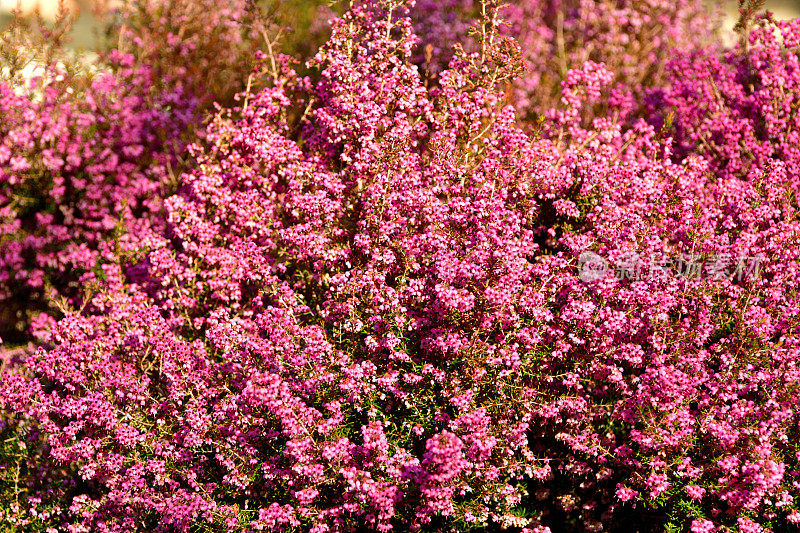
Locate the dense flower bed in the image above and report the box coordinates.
[2,0,800,531]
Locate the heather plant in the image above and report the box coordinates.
[4,1,800,531]
[0,13,171,352]
[0,0,287,351]
[0,0,722,350]
[97,0,272,110]
[664,10,800,183]
[0,1,536,528]
[95,0,351,110]
[0,6,197,351]
[412,0,721,123]
[4,0,800,532]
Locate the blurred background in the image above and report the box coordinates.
[1,0,99,48]
[1,0,800,50]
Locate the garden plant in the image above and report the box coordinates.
[2,0,800,532]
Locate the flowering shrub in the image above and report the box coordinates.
[413,0,720,121]
[0,0,277,349]
[665,13,800,182]
[0,12,195,349]
[99,0,271,109]
[3,0,800,532]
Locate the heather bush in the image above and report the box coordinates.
[98,0,270,109]
[0,9,195,350]
[412,0,721,122]
[4,0,800,532]
[0,0,281,349]
[0,0,722,349]
[665,12,800,182]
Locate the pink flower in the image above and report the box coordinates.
[691,519,715,533]
[615,485,639,503]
